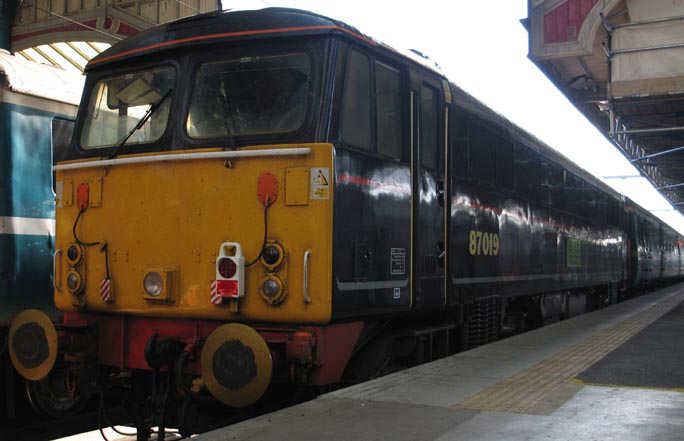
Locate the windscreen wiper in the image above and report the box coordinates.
[217,90,238,149]
[107,88,173,160]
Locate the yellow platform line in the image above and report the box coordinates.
[452,291,684,414]
[572,377,684,393]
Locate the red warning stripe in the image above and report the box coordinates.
[210,280,222,305]
[337,173,411,195]
[100,278,112,302]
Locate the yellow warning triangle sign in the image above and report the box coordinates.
[312,169,329,186]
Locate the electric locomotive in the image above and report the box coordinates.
[8,8,682,436]
[0,50,83,420]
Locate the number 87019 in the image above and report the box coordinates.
[468,230,499,256]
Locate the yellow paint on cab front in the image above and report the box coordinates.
[54,143,334,324]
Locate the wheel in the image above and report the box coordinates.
[24,368,89,419]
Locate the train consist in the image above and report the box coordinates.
[7,8,683,437]
[0,51,83,420]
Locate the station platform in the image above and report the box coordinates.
[196,283,684,441]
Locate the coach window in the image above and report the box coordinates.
[341,50,372,150]
[421,84,440,169]
[376,62,402,159]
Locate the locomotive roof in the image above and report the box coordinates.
[87,8,444,75]
[88,8,378,70]
[0,50,84,105]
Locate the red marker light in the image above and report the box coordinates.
[257,172,278,206]
[213,242,245,301]
[218,280,239,297]
[76,183,89,210]
[217,258,237,278]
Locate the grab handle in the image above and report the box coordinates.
[53,249,62,291]
[303,250,311,304]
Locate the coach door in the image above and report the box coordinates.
[411,73,448,311]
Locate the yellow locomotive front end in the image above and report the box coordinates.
[51,143,337,409]
[54,144,333,324]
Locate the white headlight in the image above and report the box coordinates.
[143,272,164,297]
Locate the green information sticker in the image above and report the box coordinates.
[567,238,581,267]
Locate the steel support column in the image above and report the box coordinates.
[0,0,16,50]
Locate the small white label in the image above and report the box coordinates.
[310,168,330,200]
[55,181,64,208]
[390,248,406,274]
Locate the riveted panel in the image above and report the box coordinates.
[90,177,103,207]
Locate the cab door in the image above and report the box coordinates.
[411,73,448,311]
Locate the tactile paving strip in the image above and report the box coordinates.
[453,293,684,414]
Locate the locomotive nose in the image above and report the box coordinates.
[8,309,58,381]
[201,323,272,407]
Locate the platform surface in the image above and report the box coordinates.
[196,284,684,441]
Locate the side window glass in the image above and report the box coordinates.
[470,122,493,182]
[376,62,402,160]
[452,112,469,176]
[607,198,620,227]
[494,136,513,189]
[420,84,439,169]
[341,50,372,150]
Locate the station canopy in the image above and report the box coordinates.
[15,41,110,73]
[8,0,217,73]
[527,0,684,213]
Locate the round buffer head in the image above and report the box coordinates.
[201,323,272,407]
[8,309,58,381]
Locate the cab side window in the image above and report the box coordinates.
[376,62,402,159]
[421,84,439,169]
[341,50,372,149]
[340,49,405,160]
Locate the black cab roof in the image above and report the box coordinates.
[87,8,372,70]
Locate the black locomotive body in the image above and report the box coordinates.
[327,36,681,348]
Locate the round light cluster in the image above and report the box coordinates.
[261,278,280,298]
[258,275,286,305]
[66,270,83,294]
[66,243,84,267]
[260,242,285,271]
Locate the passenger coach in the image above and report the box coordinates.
[7,8,682,436]
[0,50,83,420]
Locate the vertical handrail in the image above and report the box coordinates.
[303,250,311,304]
[53,249,62,291]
